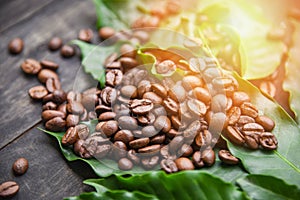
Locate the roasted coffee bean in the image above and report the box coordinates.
[62,126,78,145]
[192,87,211,104]
[99,112,116,121]
[76,124,89,140]
[244,135,259,150]
[142,125,158,137]
[67,101,84,114]
[8,38,23,54]
[187,99,207,116]
[161,159,178,173]
[106,69,123,87]
[101,87,117,105]
[119,57,138,70]
[42,101,57,110]
[73,139,92,158]
[259,81,276,98]
[138,144,161,155]
[143,92,162,105]
[112,141,127,159]
[29,85,48,100]
[129,99,153,115]
[97,120,119,137]
[162,98,178,115]
[46,78,61,93]
[104,53,118,66]
[80,109,88,121]
[211,94,227,112]
[175,157,194,171]
[137,80,151,97]
[171,115,182,130]
[226,97,233,111]
[38,69,59,83]
[152,106,166,118]
[21,58,41,75]
[81,93,98,111]
[132,31,149,43]
[255,115,275,132]
[160,145,176,160]
[88,111,98,120]
[218,150,239,165]
[118,116,138,130]
[169,84,186,103]
[242,123,264,136]
[154,116,171,133]
[137,112,155,125]
[151,83,167,98]
[141,155,160,169]
[259,132,278,150]
[118,158,133,171]
[183,120,201,141]
[226,126,245,145]
[127,149,140,164]
[129,138,150,149]
[232,92,250,107]
[45,117,66,132]
[208,112,227,134]
[169,135,185,153]
[182,75,203,90]
[95,104,112,115]
[0,181,19,198]
[42,110,66,121]
[167,129,181,139]
[114,130,134,144]
[40,60,59,71]
[98,27,115,39]
[178,144,193,157]
[57,103,67,115]
[150,134,165,144]
[202,148,215,166]
[120,85,137,98]
[67,91,82,103]
[155,60,176,74]
[78,28,93,42]
[195,130,212,147]
[106,61,121,69]
[240,102,258,118]
[227,106,241,125]
[60,45,75,58]
[48,37,63,51]
[120,44,136,58]
[12,158,28,175]
[192,151,204,168]
[66,114,79,127]
[237,115,255,126]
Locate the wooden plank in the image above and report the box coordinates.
[0,0,97,148]
[0,123,96,200]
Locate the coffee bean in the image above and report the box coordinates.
[99,112,116,121]
[40,60,59,71]
[132,31,149,43]
[106,69,123,87]
[183,120,201,141]
[155,60,176,74]
[118,158,133,171]
[0,181,19,198]
[12,158,28,175]
[129,138,150,149]
[259,81,276,98]
[150,134,165,144]
[201,148,215,166]
[67,91,82,103]
[160,159,178,173]
[218,150,239,165]
[98,27,115,39]
[162,98,178,115]
[226,126,245,145]
[255,115,275,132]
[237,115,255,126]
[62,126,79,145]
[151,83,167,98]
[66,114,79,127]
[81,93,98,111]
[85,141,111,158]
[29,86,48,100]
[152,106,167,117]
[73,139,92,158]
[119,57,139,70]
[169,135,185,153]
[187,99,207,116]
[42,110,66,121]
[166,129,181,139]
[203,67,223,82]
[38,69,58,83]
[46,78,61,93]
[138,144,160,155]
[137,80,152,98]
[240,102,258,118]
[78,28,93,42]
[178,144,193,157]
[120,44,136,58]
[67,101,84,114]
[42,101,57,110]
[21,58,41,75]
[48,37,63,51]
[192,151,205,168]
[114,130,134,144]
[244,134,260,150]
[129,99,153,115]
[232,92,250,107]
[127,149,140,164]
[97,120,119,137]
[52,89,67,104]
[259,132,278,150]
[211,94,227,112]
[137,112,155,125]
[242,123,264,135]
[112,141,127,159]
[154,116,171,133]
[45,117,66,132]
[169,84,186,102]
[118,116,138,130]
[182,75,203,90]
[95,104,112,115]
[142,125,158,137]
[120,85,137,98]
[60,45,75,58]
[8,38,23,54]
[171,115,182,130]
[195,130,212,148]
[101,87,117,105]
[106,61,122,69]
[192,87,211,104]
[175,157,194,171]
[141,155,160,169]
[227,106,241,125]
[75,124,89,140]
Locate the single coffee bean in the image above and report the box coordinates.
[118,158,133,171]
[187,99,207,116]
[154,116,171,133]
[38,69,58,83]
[203,67,222,82]
[195,130,212,148]
[129,99,153,115]
[101,87,117,105]
[166,129,181,139]
[42,101,57,110]
[227,106,241,125]
[66,114,79,127]
[232,92,250,107]
[75,124,89,140]
[106,69,123,87]
[42,110,66,121]
[118,116,138,130]
[182,75,203,90]
[244,135,259,150]
[73,139,92,158]
[192,151,205,168]
[114,130,134,144]
[29,85,48,100]
[120,44,136,58]
[112,141,127,159]
[142,125,158,137]
[99,112,116,121]
[137,112,155,125]
[60,45,75,58]
[255,115,275,132]
[98,27,115,39]
[151,83,167,98]
[218,150,239,165]
[97,120,119,137]
[127,149,140,164]
[67,101,84,114]
[152,106,167,117]
[183,120,201,141]
[201,148,215,166]
[8,38,23,54]
[40,60,59,71]
[48,37,63,51]
[67,91,82,103]
[169,84,186,103]
[189,58,206,73]
[62,126,78,145]
[106,61,122,69]
[155,60,176,74]
[21,58,41,75]
[138,144,161,155]
[169,135,185,153]
[129,137,150,149]
[78,28,93,42]
[121,85,138,98]
[0,181,19,198]
[242,123,264,136]
[240,102,258,118]
[162,97,178,115]
[175,157,194,171]
[85,142,111,158]
[226,126,245,145]
[178,144,193,157]
[12,158,29,175]
[171,115,182,130]
[192,87,211,104]
[259,81,276,98]
[52,89,67,104]
[95,104,112,115]
[81,93,98,111]
[46,78,61,93]
[57,103,67,115]
[45,117,66,132]
[141,155,160,169]
[137,80,152,98]
[161,159,178,173]
[119,57,139,70]
[237,115,255,126]
[150,134,166,144]
[259,132,278,150]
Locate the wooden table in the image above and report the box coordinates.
[0,0,100,199]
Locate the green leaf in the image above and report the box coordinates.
[71,40,129,88]
[83,171,250,200]
[226,72,300,188]
[237,174,300,200]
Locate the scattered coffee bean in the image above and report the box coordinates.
[40,60,59,71]
[259,132,278,150]
[232,91,250,107]
[12,158,29,175]
[29,85,48,100]
[201,148,215,166]
[226,126,245,145]
[175,157,194,171]
[218,150,239,165]
[118,116,138,130]
[45,117,66,132]
[0,181,19,198]
[38,69,59,83]
[21,58,41,75]
[8,38,23,54]
[192,151,204,168]
[62,126,79,145]
[60,45,75,58]
[48,37,63,51]
[78,28,93,42]
[46,78,61,92]
[98,27,115,39]
[42,110,66,121]
[118,158,133,170]
[240,102,258,118]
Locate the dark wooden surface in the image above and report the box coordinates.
[0,0,99,199]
